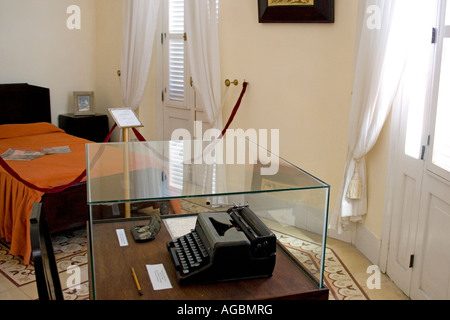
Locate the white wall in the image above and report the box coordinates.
[0,0,96,124]
[93,0,123,142]
[218,1,392,251]
[219,0,358,223]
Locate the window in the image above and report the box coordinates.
[161,0,219,112]
[402,0,450,182]
[431,2,450,174]
[403,3,438,160]
[162,0,191,109]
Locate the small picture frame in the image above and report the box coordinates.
[258,0,334,23]
[73,91,95,116]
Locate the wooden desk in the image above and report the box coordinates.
[89,217,328,300]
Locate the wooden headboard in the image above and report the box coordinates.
[0,83,52,125]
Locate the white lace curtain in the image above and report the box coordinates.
[121,0,161,111]
[330,0,413,233]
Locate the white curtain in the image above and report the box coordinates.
[121,0,161,111]
[185,0,226,203]
[330,0,412,233]
[185,0,221,130]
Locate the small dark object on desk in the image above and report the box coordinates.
[131,214,162,242]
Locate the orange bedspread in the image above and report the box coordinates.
[0,123,91,264]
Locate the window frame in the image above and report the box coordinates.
[161,0,194,111]
[426,0,450,182]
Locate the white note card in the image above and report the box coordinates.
[108,108,143,128]
[146,264,173,291]
[115,229,129,247]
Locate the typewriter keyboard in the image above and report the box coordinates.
[169,231,209,275]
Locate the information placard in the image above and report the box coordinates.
[108,108,143,128]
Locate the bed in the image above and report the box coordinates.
[0,83,91,264]
[0,83,183,265]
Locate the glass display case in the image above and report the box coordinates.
[86,139,330,300]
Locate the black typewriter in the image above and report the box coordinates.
[167,205,276,284]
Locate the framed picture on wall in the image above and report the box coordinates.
[258,0,334,23]
[73,91,95,116]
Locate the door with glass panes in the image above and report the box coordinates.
[386,0,450,300]
[160,0,209,141]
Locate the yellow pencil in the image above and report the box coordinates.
[131,267,143,295]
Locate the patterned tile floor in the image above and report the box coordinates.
[264,220,409,300]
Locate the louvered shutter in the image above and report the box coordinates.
[164,0,187,107]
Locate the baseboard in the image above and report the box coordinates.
[327,227,353,243]
[354,223,381,265]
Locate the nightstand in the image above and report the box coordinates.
[58,113,109,143]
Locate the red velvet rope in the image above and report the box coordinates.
[132,127,146,142]
[0,82,248,194]
[220,81,248,138]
